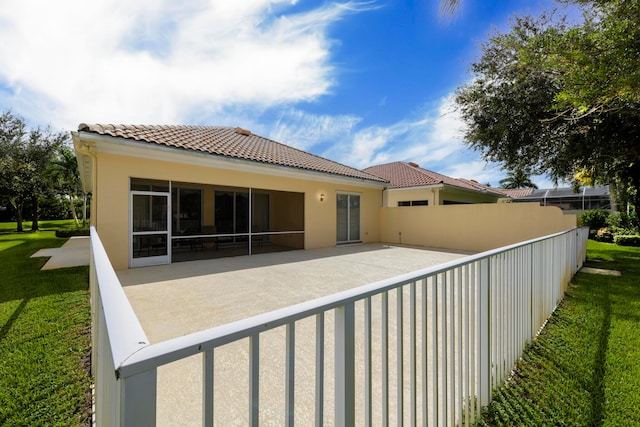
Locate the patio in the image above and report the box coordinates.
[116,244,472,426]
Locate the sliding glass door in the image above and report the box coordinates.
[336,193,360,243]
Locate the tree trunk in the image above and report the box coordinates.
[30,195,39,231]
[69,195,80,228]
[609,180,619,212]
[14,200,24,232]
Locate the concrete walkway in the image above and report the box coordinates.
[31,236,90,270]
[117,244,472,426]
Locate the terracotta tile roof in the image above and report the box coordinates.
[456,178,508,197]
[499,188,536,198]
[364,162,451,188]
[364,161,504,196]
[78,124,387,183]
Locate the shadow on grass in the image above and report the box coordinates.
[0,232,89,307]
[0,299,29,343]
[478,241,640,426]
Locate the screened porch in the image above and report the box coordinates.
[130,178,305,266]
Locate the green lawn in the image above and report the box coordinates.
[0,219,79,233]
[0,221,91,426]
[477,240,640,426]
[1,222,637,426]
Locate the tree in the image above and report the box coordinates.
[499,169,539,189]
[0,110,66,231]
[48,145,84,228]
[454,5,640,215]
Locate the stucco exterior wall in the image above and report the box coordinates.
[379,202,577,252]
[385,186,501,207]
[94,152,382,269]
[385,187,439,207]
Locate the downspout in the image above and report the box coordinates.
[74,138,98,227]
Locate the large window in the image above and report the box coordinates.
[215,189,249,234]
[172,187,202,235]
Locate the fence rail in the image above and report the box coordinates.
[90,226,589,426]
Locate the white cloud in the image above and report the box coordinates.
[315,95,471,170]
[0,0,372,129]
[268,108,361,152]
[442,160,504,185]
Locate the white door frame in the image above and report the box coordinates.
[129,190,171,268]
[336,192,361,244]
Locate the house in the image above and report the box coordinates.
[72,124,388,269]
[502,186,611,213]
[363,161,505,207]
[73,124,579,269]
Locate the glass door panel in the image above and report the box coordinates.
[349,195,360,241]
[336,194,348,242]
[337,193,360,243]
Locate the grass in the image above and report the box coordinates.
[0,220,91,426]
[477,240,640,426]
[0,219,79,233]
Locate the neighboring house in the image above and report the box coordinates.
[503,186,611,213]
[364,161,505,207]
[498,188,536,199]
[72,124,388,269]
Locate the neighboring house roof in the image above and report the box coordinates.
[456,178,506,196]
[499,188,536,198]
[515,186,610,200]
[363,161,504,196]
[77,123,388,184]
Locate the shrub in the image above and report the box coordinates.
[55,228,90,238]
[607,211,639,234]
[595,227,614,242]
[614,235,640,247]
[580,209,609,230]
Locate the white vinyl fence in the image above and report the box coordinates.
[90,226,589,426]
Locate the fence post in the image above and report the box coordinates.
[478,257,491,409]
[120,369,157,426]
[335,302,355,427]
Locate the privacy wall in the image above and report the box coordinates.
[380,202,577,252]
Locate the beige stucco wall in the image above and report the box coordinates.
[93,152,382,269]
[380,202,577,252]
[386,187,440,207]
[385,186,501,207]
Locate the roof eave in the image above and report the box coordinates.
[71,131,94,194]
[387,184,445,191]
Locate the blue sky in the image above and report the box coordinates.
[0,0,577,187]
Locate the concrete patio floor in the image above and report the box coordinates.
[117,244,472,426]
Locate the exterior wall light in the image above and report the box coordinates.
[320,193,325,202]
